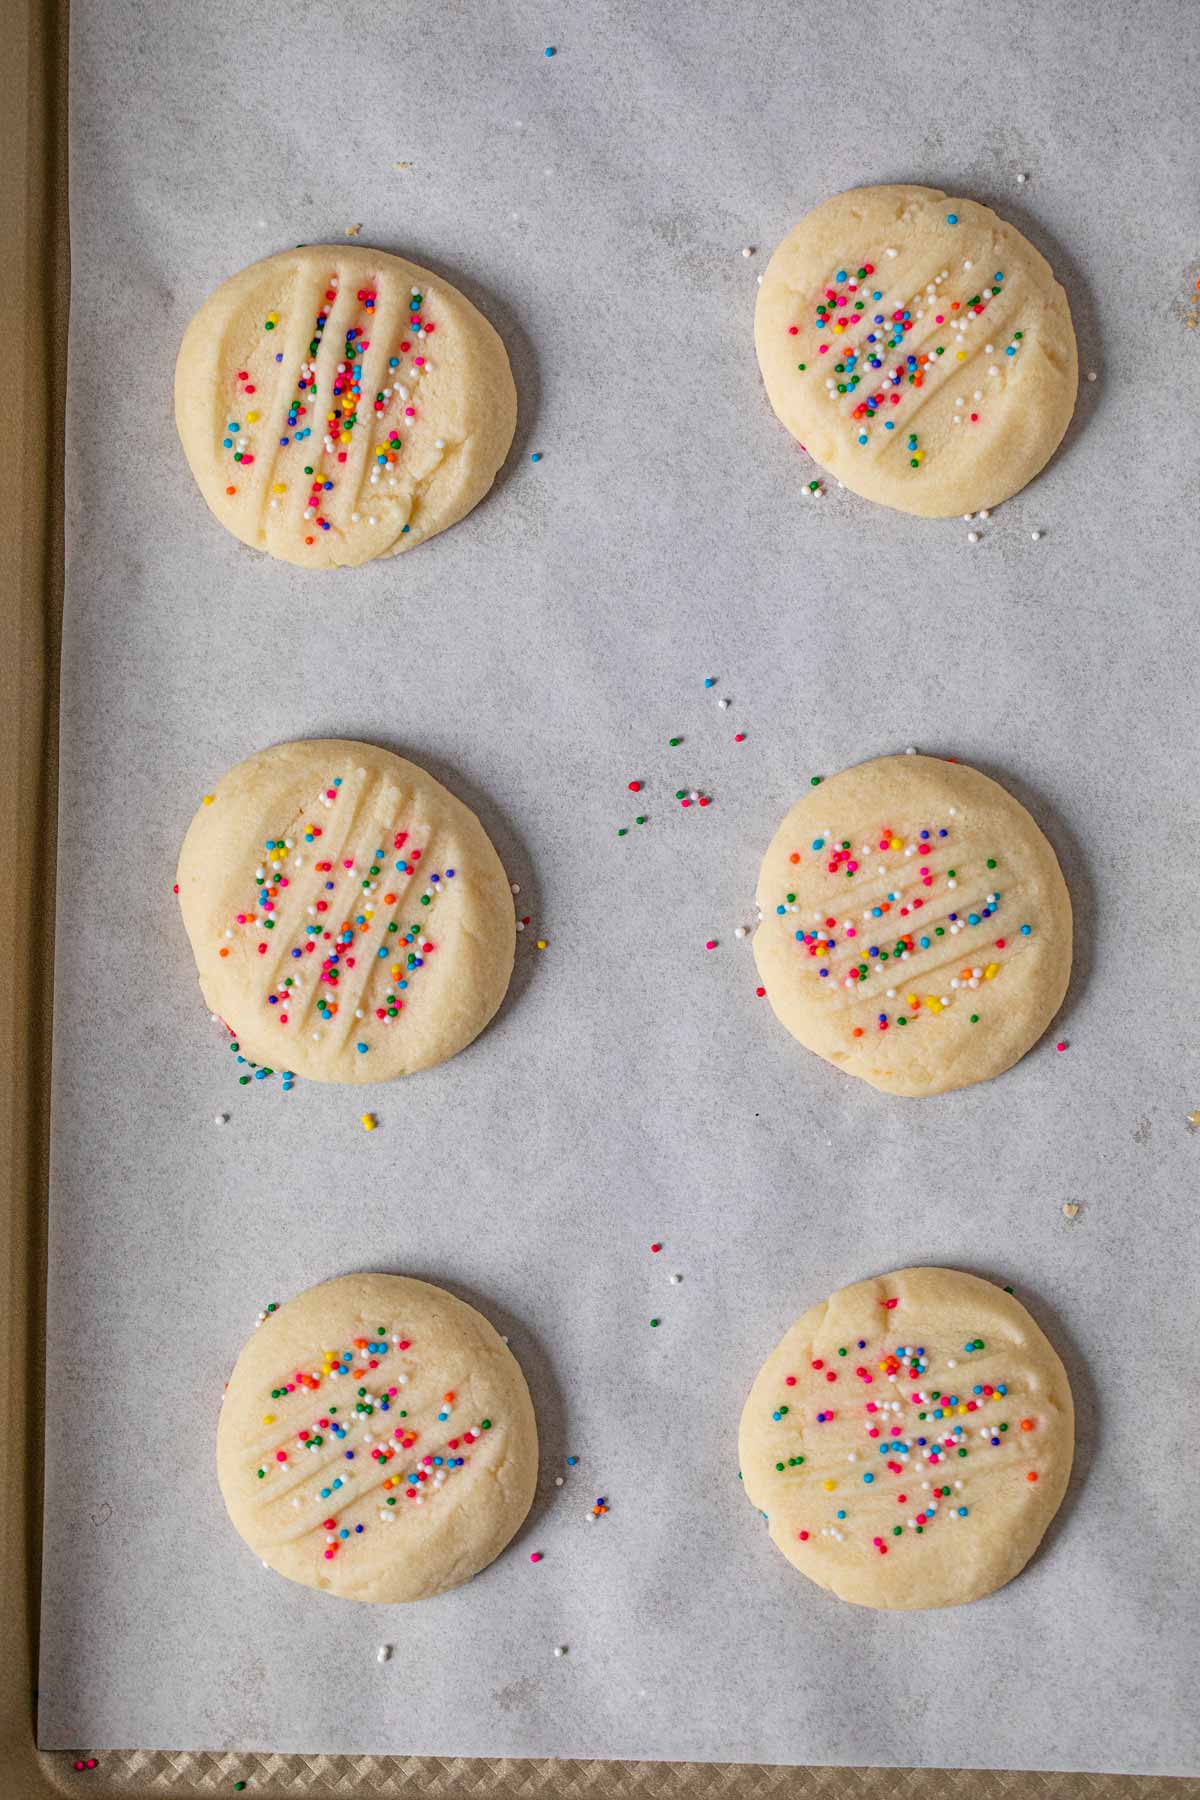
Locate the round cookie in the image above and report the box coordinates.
[176,246,517,567]
[755,185,1077,517]
[739,1267,1074,1610]
[218,1273,537,1603]
[177,739,515,1084]
[753,755,1071,1097]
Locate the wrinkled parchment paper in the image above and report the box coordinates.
[41,0,1200,1774]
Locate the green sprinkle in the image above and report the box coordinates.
[810,775,822,786]
[838,1346,847,1356]
[797,362,806,370]
[669,736,682,747]
[650,1318,660,1328]
[986,858,997,868]
[970,1013,979,1023]
[481,1419,492,1429]
[617,827,628,836]
[636,815,646,825]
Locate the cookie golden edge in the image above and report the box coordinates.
[752,754,1072,1097]
[216,1273,538,1603]
[754,184,1078,518]
[175,245,517,568]
[176,738,516,1084]
[738,1267,1074,1610]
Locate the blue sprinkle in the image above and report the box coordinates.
[947,213,958,225]
[1006,345,1017,356]
[530,451,543,462]
[863,1472,874,1484]
[544,44,556,55]
[356,1043,368,1053]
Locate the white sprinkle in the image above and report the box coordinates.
[377,1645,392,1664]
[978,508,990,520]
[963,512,973,521]
[1087,370,1097,382]
[741,245,754,258]
[904,746,916,756]
[1017,172,1028,184]
[669,1273,682,1285]
[967,531,979,544]
[885,247,897,258]
[554,1476,564,1487]
[1032,529,1043,542]
[734,926,748,940]
[214,1113,228,1126]
[718,697,730,710]
[555,1645,568,1657]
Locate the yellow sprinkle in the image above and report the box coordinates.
[246,410,259,423]
[273,482,287,494]
[536,939,548,950]
[984,962,999,980]
[906,994,918,1008]
[889,836,903,850]
[262,1414,275,1425]
[925,995,943,1014]
[361,1113,377,1132]
[956,350,966,361]
[202,794,215,806]
[822,1480,837,1492]
[340,430,352,443]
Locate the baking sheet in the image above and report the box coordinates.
[41,0,1200,1775]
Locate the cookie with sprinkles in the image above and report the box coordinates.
[218,1273,537,1603]
[755,186,1077,516]
[175,246,516,567]
[177,739,515,1083]
[752,754,1071,1096]
[739,1267,1074,1609]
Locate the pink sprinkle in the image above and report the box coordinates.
[705,939,717,951]
[734,732,746,742]
[785,1375,796,1386]
[1056,1040,1068,1052]
[529,1551,543,1564]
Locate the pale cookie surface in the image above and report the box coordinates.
[177,739,515,1084]
[755,185,1077,517]
[217,1273,537,1604]
[753,754,1071,1096]
[739,1267,1074,1610]
[176,246,517,567]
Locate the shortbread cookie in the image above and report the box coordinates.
[177,740,515,1083]
[755,186,1077,516]
[218,1273,537,1603]
[739,1267,1074,1609]
[753,755,1071,1096]
[176,246,516,567]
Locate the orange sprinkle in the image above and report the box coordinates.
[225,485,237,496]
[789,852,800,864]
[1026,1471,1039,1482]
[1020,1418,1035,1431]
[219,947,230,957]
[851,1026,863,1037]
[443,1391,455,1403]
[384,892,397,903]
[305,535,315,545]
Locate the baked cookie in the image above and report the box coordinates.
[739,1267,1074,1610]
[176,246,516,567]
[177,739,515,1084]
[753,754,1071,1096]
[755,185,1077,517]
[218,1273,537,1603]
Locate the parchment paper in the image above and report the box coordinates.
[41,0,1200,1775]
